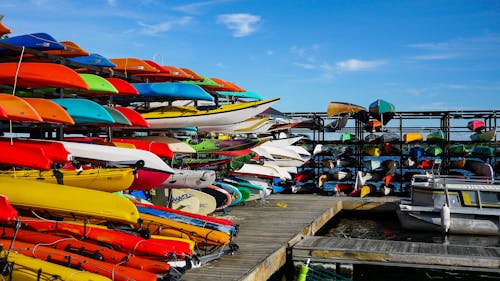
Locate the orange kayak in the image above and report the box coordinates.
[0,22,11,35]
[0,62,89,89]
[22,97,75,124]
[0,93,43,122]
[109,57,160,74]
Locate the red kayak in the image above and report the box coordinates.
[110,106,149,128]
[21,218,192,259]
[105,77,139,96]
[111,138,174,159]
[0,142,53,170]
[0,195,18,223]
[0,62,89,89]
[0,238,160,281]
[0,227,170,274]
[0,137,71,164]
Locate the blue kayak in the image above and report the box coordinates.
[68,53,117,67]
[0,33,65,51]
[52,98,115,124]
[217,91,263,100]
[136,205,237,236]
[132,82,215,101]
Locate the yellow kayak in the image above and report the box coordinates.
[363,146,381,156]
[0,168,134,192]
[140,98,280,129]
[0,178,139,224]
[403,132,423,143]
[0,250,111,281]
[138,213,231,247]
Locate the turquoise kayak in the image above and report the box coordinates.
[52,98,115,124]
[217,91,263,100]
[132,82,214,101]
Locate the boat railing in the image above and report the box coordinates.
[411,174,499,187]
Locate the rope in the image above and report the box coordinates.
[8,46,25,145]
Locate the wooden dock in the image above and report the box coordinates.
[292,236,500,273]
[183,194,398,281]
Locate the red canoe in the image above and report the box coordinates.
[105,77,139,96]
[111,138,174,159]
[21,218,192,259]
[0,238,160,281]
[1,227,170,274]
[467,120,485,132]
[110,105,149,127]
[0,142,53,170]
[0,195,18,223]
[0,62,89,89]
[0,138,71,164]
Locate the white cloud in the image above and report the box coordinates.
[216,62,224,68]
[336,59,386,71]
[293,62,316,70]
[217,13,260,37]
[266,50,274,56]
[173,0,231,14]
[408,53,460,60]
[107,0,117,7]
[138,17,192,35]
[290,46,306,57]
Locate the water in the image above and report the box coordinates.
[318,211,500,281]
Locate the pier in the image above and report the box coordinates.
[183,194,499,280]
[183,194,398,281]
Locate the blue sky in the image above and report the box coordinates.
[1,0,499,112]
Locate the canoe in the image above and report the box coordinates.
[0,195,18,223]
[0,178,139,224]
[213,181,244,206]
[103,105,132,126]
[132,82,215,101]
[0,167,134,192]
[179,67,205,81]
[201,185,232,210]
[134,202,234,226]
[110,106,149,127]
[470,146,494,157]
[403,132,423,143]
[109,58,160,73]
[135,135,196,154]
[182,75,219,87]
[369,99,395,125]
[22,97,74,124]
[137,65,193,81]
[1,227,171,274]
[381,132,399,143]
[69,53,117,67]
[365,120,382,132]
[0,33,64,51]
[426,129,445,142]
[0,62,88,89]
[197,116,270,133]
[136,205,236,236]
[261,135,304,148]
[105,77,139,96]
[201,77,245,92]
[169,188,217,215]
[0,250,111,281]
[360,184,376,198]
[44,40,90,57]
[0,138,71,164]
[0,239,159,281]
[466,160,494,178]
[230,163,291,180]
[21,219,192,259]
[138,213,231,247]
[363,159,381,171]
[363,146,381,156]
[0,93,43,122]
[216,90,263,100]
[0,21,11,35]
[340,133,356,142]
[449,144,470,156]
[467,120,485,132]
[110,138,174,159]
[425,146,443,156]
[409,146,425,159]
[451,157,466,169]
[470,129,496,142]
[364,133,380,143]
[326,101,365,117]
[186,137,262,153]
[51,98,115,124]
[141,97,280,129]
[76,73,119,95]
[161,168,216,189]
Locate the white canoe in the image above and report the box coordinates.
[142,98,279,129]
[161,168,216,189]
[261,136,305,147]
[55,140,174,173]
